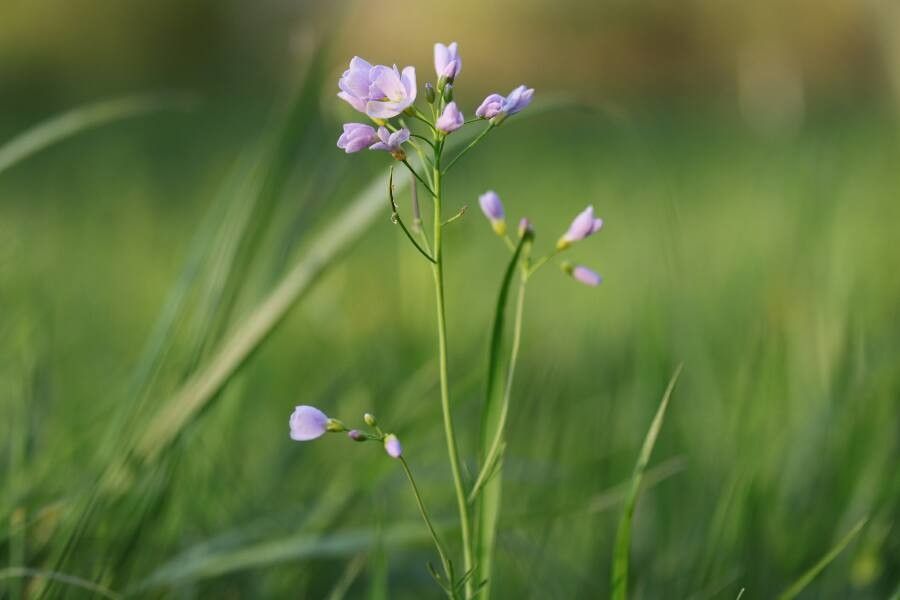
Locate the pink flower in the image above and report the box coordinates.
[337,123,378,153]
[289,406,329,441]
[366,65,418,119]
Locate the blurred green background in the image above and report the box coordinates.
[1,0,899,598]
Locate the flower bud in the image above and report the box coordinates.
[436,102,464,134]
[364,413,377,427]
[518,218,533,238]
[479,191,507,236]
[348,429,367,442]
[443,83,454,102]
[425,82,436,104]
[557,205,603,249]
[561,261,602,287]
[383,434,403,458]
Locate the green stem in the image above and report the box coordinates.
[398,457,457,599]
[402,160,437,198]
[431,140,475,598]
[442,124,494,174]
[389,167,435,263]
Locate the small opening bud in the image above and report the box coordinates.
[518,218,533,239]
[348,429,367,442]
[364,413,377,427]
[425,83,436,104]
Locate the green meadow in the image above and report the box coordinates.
[1,3,899,598]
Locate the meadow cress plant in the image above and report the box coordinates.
[295,41,603,599]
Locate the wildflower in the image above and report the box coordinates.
[348,429,367,442]
[434,42,462,81]
[475,93,505,119]
[501,85,535,116]
[370,126,410,160]
[436,102,464,134]
[557,205,603,249]
[384,434,403,458]
[366,65,417,119]
[337,123,378,154]
[563,262,602,287]
[289,405,330,441]
[479,191,507,236]
[337,56,375,114]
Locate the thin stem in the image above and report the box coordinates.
[431,139,475,599]
[402,160,437,198]
[526,249,562,277]
[410,133,436,148]
[398,457,457,599]
[389,168,435,263]
[442,124,494,175]
[468,274,528,502]
[407,107,438,132]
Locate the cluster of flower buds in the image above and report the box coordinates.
[289,406,403,459]
[478,192,604,287]
[335,41,534,158]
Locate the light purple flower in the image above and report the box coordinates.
[501,85,535,116]
[479,191,507,236]
[370,126,410,158]
[475,93,505,119]
[572,265,602,287]
[289,405,329,441]
[436,102,464,133]
[384,434,402,458]
[557,205,603,248]
[366,65,417,119]
[337,56,375,114]
[434,42,462,80]
[337,123,378,153]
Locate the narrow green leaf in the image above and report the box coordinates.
[776,516,867,600]
[0,93,194,176]
[474,235,528,600]
[611,363,683,600]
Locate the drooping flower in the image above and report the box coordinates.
[475,93,505,119]
[570,264,603,287]
[500,84,535,116]
[384,434,403,458]
[370,126,410,160]
[337,123,378,153]
[366,65,417,119]
[557,205,603,249]
[337,56,375,114]
[436,102,464,133]
[434,42,462,81]
[289,405,329,441]
[479,191,507,236]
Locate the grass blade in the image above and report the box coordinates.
[0,93,194,176]
[776,516,867,600]
[611,363,683,600]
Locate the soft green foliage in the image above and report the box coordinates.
[1,85,897,599]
